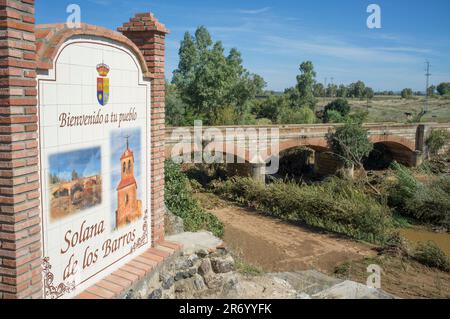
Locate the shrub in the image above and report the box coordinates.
[212,177,393,244]
[437,82,450,96]
[324,110,345,123]
[401,88,413,99]
[165,160,224,237]
[412,241,450,272]
[278,107,316,124]
[389,162,450,229]
[323,98,350,123]
[426,129,450,156]
[328,122,373,167]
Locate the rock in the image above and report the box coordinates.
[188,267,198,276]
[166,231,223,255]
[124,289,140,299]
[216,243,228,253]
[147,288,162,299]
[204,273,224,290]
[223,273,239,291]
[175,271,192,281]
[161,276,175,290]
[211,256,235,274]
[198,258,212,276]
[188,254,200,264]
[164,208,184,235]
[312,281,395,299]
[174,257,194,270]
[160,272,171,282]
[193,274,206,291]
[196,249,209,258]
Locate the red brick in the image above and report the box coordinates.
[95,280,124,295]
[127,260,152,273]
[113,269,139,284]
[75,291,102,299]
[141,251,163,263]
[147,248,170,259]
[121,265,145,279]
[103,274,132,289]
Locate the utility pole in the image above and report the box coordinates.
[424,61,431,114]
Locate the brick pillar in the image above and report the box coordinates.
[118,13,168,246]
[0,0,42,299]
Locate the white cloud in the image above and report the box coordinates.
[238,7,271,15]
[261,35,425,64]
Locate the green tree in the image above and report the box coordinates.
[326,84,338,98]
[313,83,325,97]
[172,26,265,125]
[401,88,413,99]
[365,87,374,100]
[166,82,194,126]
[325,110,345,123]
[426,129,450,156]
[255,94,286,123]
[278,107,316,124]
[295,61,317,110]
[328,122,374,167]
[336,84,348,98]
[323,98,350,123]
[348,81,366,99]
[437,82,450,96]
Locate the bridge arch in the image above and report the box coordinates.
[367,136,416,168]
[279,138,329,154]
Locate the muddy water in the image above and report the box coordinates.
[400,228,450,257]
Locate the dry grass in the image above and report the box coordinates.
[316,96,450,123]
[334,254,450,299]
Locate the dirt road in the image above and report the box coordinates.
[210,204,376,274]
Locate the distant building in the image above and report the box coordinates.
[116,139,142,229]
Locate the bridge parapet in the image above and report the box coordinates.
[165,123,450,167]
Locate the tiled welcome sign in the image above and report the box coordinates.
[38,38,151,299]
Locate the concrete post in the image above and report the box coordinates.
[252,163,266,184]
[416,124,431,159]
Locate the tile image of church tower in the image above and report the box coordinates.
[115,137,143,229]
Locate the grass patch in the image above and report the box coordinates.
[412,241,450,273]
[235,258,264,276]
[211,177,394,244]
[389,162,450,230]
[392,213,413,228]
[165,160,224,238]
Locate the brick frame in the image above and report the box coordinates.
[119,13,168,246]
[0,0,42,299]
[0,4,168,299]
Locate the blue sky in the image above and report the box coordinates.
[36,0,450,91]
[49,147,101,181]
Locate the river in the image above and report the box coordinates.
[400,228,450,257]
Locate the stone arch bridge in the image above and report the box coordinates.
[165,123,450,180]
